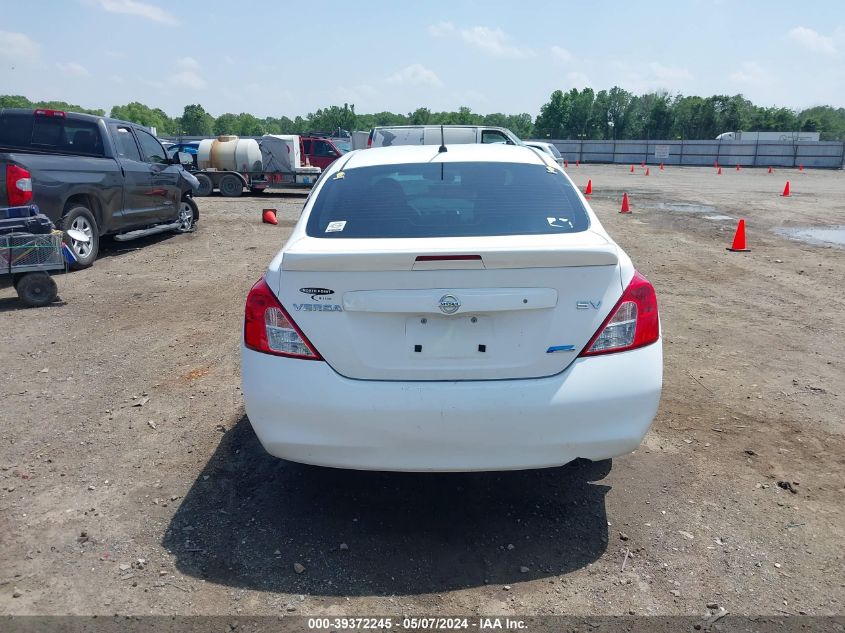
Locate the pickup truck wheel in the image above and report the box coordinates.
[219,174,243,197]
[175,198,198,233]
[16,272,58,308]
[61,205,99,269]
[194,174,213,197]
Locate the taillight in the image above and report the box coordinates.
[6,164,33,206]
[580,271,659,356]
[244,278,322,360]
[34,108,66,118]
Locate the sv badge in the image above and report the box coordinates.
[576,300,602,310]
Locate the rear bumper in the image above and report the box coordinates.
[241,341,662,471]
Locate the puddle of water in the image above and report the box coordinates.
[775,226,845,248]
[703,215,734,221]
[645,202,718,214]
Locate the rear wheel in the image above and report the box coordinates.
[194,174,213,197]
[16,272,58,307]
[219,174,243,197]
[61,205,99,268]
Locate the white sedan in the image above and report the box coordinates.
[524,140,565,166]
[241,143,662,471]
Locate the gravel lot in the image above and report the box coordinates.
[1,164,843,618]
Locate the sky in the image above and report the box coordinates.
[1,0,844,119]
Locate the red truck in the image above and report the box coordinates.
[300,136,347,170]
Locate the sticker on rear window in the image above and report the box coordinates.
[325,220,347,233]
[547,217,573,229]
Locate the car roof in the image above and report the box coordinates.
[0,107,146,131]
[341,144,547,170]
[372,125,511,131]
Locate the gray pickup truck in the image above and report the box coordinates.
[0,108,199,267]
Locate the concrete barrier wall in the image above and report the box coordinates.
[537,139,845,168]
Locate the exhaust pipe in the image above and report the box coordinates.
[113,221,181,241]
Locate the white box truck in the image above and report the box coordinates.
[716,131,820,142]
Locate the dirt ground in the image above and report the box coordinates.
[1,164,843,619]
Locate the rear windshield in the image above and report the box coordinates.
[306,161,590,238]
[0,113,105,156]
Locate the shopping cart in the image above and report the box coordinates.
[0,231,67,307]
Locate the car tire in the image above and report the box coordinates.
[194,174,213,197]
[219,174,243,197]
[174,197,199,233]
[16,272,58,307]
[60,205,99,269]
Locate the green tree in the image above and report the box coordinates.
[567,88,595,138]
[263,116,296,134]
[308,104,357,133]
[409,107,432,125]
[213,113,238,135]
[236,113,265,136]
[535,90,569,138]
[645,92,673,139]
[0,95,33,109]
[606,86,633,138]
[178,104,213,136]
[111,102,175,134]
[798,106,845,140]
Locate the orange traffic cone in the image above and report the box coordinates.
[799,164,804,171]
[727,219,750,252]
[585,179,592,196]
[620,193,631,214]
[736,164,741,171]
[630,164,635,173]
[768,166,773,174]
[659,162,664,171]
[717,167,722,175]
[564,159,568,168]
[641,161,645,168]
[262,208,278,225]
[714,161,719,169]
[645,167,650,176]
[576,160,580,167]
[781,181,790,197]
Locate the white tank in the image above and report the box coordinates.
[197,135,263,172]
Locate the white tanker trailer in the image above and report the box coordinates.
[190,135,321,197]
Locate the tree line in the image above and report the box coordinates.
[2,90,843,141]
[534,87,845,141]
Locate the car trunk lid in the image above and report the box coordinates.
[275,233,622,381]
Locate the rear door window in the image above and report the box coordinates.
[0,113,104,156]
[113,126,143,162]
[306,161,590,238]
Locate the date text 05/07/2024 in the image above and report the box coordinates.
[306,616,528,630]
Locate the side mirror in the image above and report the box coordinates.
[176,151,193,166]
[328,149,338,157]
